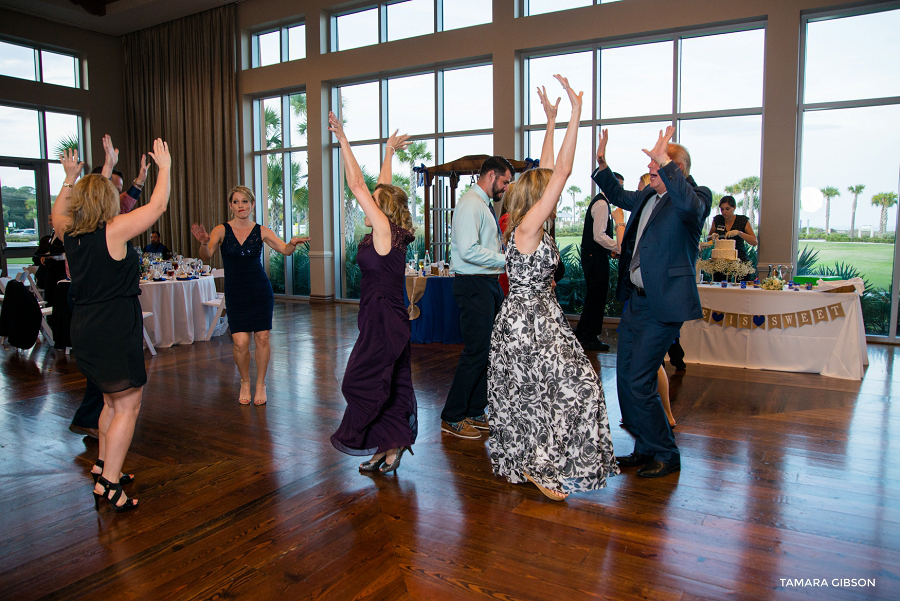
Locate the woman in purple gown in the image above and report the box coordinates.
[328,111,418,474]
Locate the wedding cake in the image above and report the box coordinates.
[710,238,738,260]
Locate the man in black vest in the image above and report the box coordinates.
[575,172,624,352]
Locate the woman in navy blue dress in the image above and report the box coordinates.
[328,112,418,474]
[191,186,308,405]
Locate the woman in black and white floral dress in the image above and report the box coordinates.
[487,76,618,501]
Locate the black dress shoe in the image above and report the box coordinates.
[580,337,610,352]
[615,452,653,468]
[637,460,681,478]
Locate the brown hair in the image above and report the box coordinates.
[501,168,553,245]
[66,174,119,236]
[666,143,691,177]
[374,184,414,233]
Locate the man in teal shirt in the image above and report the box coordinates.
[441,156,513,439]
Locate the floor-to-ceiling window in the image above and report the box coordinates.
[332,63,493,299]
[523,26,765,315]
[798,6,900,338]
[252,92,310,296]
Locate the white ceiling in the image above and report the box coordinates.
[0,0,234,37]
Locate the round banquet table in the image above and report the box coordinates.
[139,276,220,347]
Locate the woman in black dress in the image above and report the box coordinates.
[52,136,171,512]
[191,186,308,406]
[707,195,758,281]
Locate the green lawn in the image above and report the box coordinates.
[799,241,895,290]
[556,237,895,290]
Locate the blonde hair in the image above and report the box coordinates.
[228,185,255,206]
[66,174,119,236]
[667,143,691,177]
[374,184,414,233]
[502,168,553,246]
[639,173,652,189]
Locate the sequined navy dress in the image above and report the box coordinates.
[221,223,274,333]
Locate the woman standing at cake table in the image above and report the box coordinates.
[706,195,757,281]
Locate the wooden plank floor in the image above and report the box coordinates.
[2,301,899,601]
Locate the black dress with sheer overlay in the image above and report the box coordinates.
[65,225,147,393]
[221,223,275,333]
[331,222,418,456]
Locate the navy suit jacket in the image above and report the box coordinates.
[592,162,712,323]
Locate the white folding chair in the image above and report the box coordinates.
[39,306,54,347]
[22,266,47,307]
[142,311,156,356]
[202,293,227,341]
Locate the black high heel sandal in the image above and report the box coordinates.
[379,447,413,474]
[93,475,138,512]
[359,456,387,472]
[91,459,134,486]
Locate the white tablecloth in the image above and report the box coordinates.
[680,285,868,380]
[139,276,220,348]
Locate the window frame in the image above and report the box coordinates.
[330,60,494,299]
[0,38,81,88]
[798,3,900,341]
[521,22,766,197]
[329,0,491,52]
[251,90,310,296]
[249,21,306,68]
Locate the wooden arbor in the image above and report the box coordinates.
[421,155,531,261]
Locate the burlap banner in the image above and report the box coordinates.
[699,302,846,331]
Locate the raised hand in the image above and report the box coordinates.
[386,129,410,153]
[102,134,119,171]
[537,85,560,122]
[597,128,609,164]
[59,148,85,183]
[147,139,170,170]
[289,236,310,246]
[554,74,583,114]
[191,223,210,245]
[642,125,676,165]
[136,154,149,185]
[328,111,347,142]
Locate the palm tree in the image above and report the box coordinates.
[566,185,581,222]
[395,141,432,223]
[52,133,80,158]
[871,192,898,236]
[264,105,282,149]
[575,195,591,222]
[738,176,760,226]
[289,93,306,142]
[847,184,865,237]
[820,186,840,234]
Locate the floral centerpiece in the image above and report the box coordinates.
[697,258,756,282]
[761,276,784,290]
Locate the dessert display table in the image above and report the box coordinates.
[679,284,868,380]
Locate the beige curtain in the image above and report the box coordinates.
[122,4,237,266]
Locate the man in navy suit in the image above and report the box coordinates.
[592,126,711,478]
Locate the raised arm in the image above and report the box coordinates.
[329,111,392,253]
[51,148,84,234]
[592,129,643,212]
[191,223,224,261]
[106,139,171,250]
[100,134,118,179]
[516,75,582,254]
[378,130,410,186]
[644,126,711,223]
[537,85,560,170]
[261,226,310,256]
